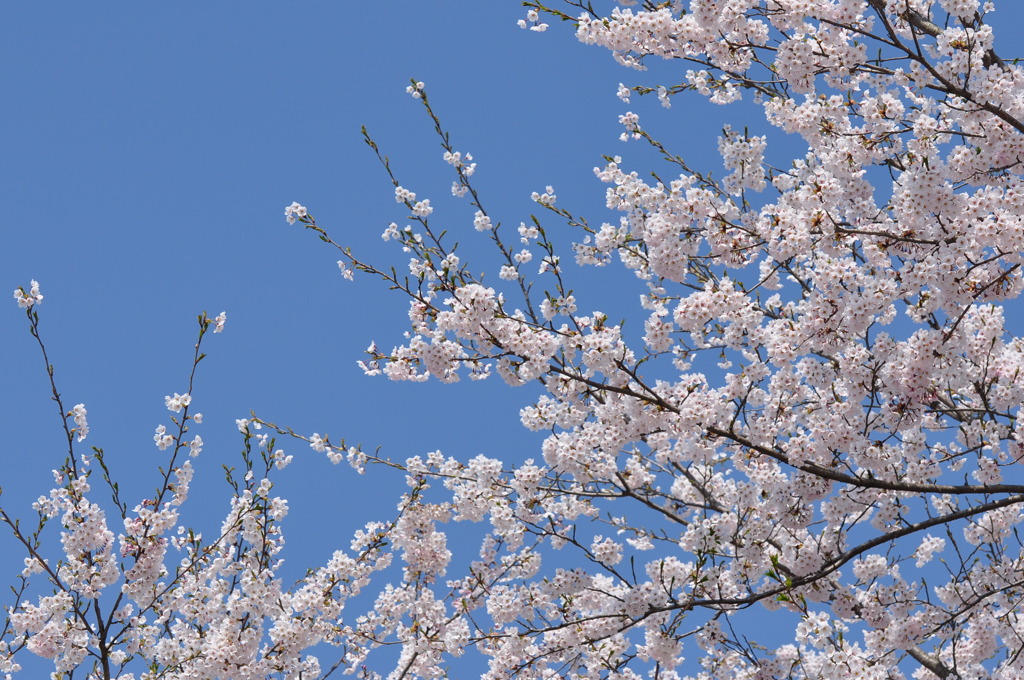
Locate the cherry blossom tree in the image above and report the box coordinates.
[5,1,1024,679]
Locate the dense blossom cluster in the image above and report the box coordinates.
[6,1,1024,679]
[2,309,403,680]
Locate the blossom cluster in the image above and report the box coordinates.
[12,280,42,309]
[311,2,1024,678]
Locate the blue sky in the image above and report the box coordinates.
[0,3,734,673]
[10,2,1024,676]
[1,2,731,561]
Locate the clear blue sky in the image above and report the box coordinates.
[1,2,728,563]
[0,4,730,673]
[7,3,1023,677]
